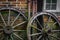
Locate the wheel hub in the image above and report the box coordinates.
[42,28,51,34]
[3,26,13,35]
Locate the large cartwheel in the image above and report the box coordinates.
[27,12,60,40]
[0,7,28,40]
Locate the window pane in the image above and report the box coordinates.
[46,4,51,10]
[51,4,56,10]
[52,0,57,3]
[46,0,51,3]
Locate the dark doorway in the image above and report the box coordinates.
[37,0,44,33]
[37,0,43,12]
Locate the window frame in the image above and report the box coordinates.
[43,0,57,12]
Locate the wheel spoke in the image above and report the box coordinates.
[51,22,57,29]
[37,35,42,40]
[53,22,57,26]
[29,33,42,36]
[31,25,42,31]
[0,29,3,31]
[13,30,26,32]
[11,13,20,26]
[8,9,10,25]
[0,13,7,26]
[36,18,43,28]
[10,34,13,40]
[52,30,60,32]
[13,21,27,28]
[13,33,23,40]
[48,34,60,40]
[21,13,27,20]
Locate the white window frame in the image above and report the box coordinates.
[43,0,58,12]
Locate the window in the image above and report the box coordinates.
[46,0,57,10]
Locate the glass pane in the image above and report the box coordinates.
[51,4,56,10]
[46,0,51,3]
[46,4,51,10]
[52,0,57,3]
